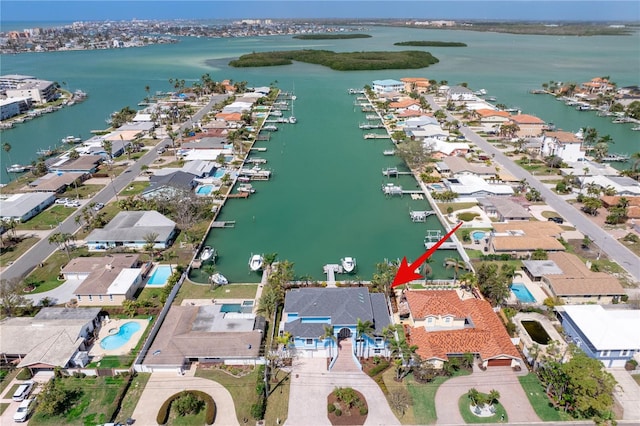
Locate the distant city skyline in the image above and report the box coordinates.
[2,1,639,23]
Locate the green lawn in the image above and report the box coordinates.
[30,376,127,426]
[382,368,416,424]
[0,402,9,416]
[264,369,291,426]
[458,395,507,424]
[436,202,478,214]
[465,249,484,259]
[0,235,40,267]
[0,369,19,395]
[175,282,258,304]
[195,366,259,424]
[518,373,569,421]
[632,374,640,386]
[3,383,20,400]
[113,373,150,423]
[119,181,149,196]
[60,183,105,199]
[25,249,91,294]
[406,375,448,424]
[16,205,75,230]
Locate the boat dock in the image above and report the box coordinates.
[383,150,396,156]
[246,158,267,164]
[250,147,267,152]
[382,183,403,196]
[424,230,458,250]
[211,221,236,228]
[410,211,435,222]
[366,114,381,121]
[364,133,390,139]
[256,134,271,141]
[227,192,250,199]
[239,168,271,180]
[360,123,385,129]
[323,264,344,286]
[600,153,630,162]
[382,168,412,177]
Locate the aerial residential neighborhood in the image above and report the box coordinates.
[1,8,640,426]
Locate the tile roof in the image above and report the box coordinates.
[491,221,565,252]
[545,252,625,296]
[544,131,581,144]
[510,114,545,124]
[405,290,520,362]
[476,109,511,118]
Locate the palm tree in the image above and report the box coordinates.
[355,318,374,359]
[3,143,13,181]
[322,325,337,361]
[444,258,468,283]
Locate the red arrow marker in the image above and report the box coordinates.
[391,222,463,288]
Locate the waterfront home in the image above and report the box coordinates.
[372,79,404,94]
[0,307,101,370]
[423,138,469,158]
[444,174,513,197]
[281,288,391,363]
[0,192,56,222]
[404,115,440,128]
[556,305,640,367]
[541,131,585,162]
[27,172,86,193]
[615,85,640,107]
[181,137,227,150]
[475,109,512,125]
[536,252,626,304]
[139,303,264,373]
[0,97,31,120]
[509,114,546,138]
[403,290,523,369]
[63,254,146,306]
[180,160,216,178]
[142,171,198,199]
[215,112,243,123]
[221,101,253,114]
[407,126,449,141]
[581,77,616,95]
[580,176,640,197]
[478,196,531,221]
[489,221,565,256]
[48,154,102,175]
[446,85,475,102]
[86,210,176,251]
[401,77,431,93]
[389,98,421,113]
[438,156,497,178]
[5,78,56,104]
[601,195,640,219]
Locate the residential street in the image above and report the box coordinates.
[425,95,640,284]
[2,94,227,284]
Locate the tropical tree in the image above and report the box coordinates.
[443,258,468,283]
[143,232,159,261]
[2,142,13,180]
[0,277,29,317]
[355,318,374,359]
[321,325,337,360]
[48,232,75,261]
[388,334,419,380]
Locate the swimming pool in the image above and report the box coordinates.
[147,265,172,286]
[510,283,536,303]
[196,185,214,195]
[213,168,226,179]
[430,184,445,190]
[100,321,141,350]
[220,301,254,313]
[472,231,486,241]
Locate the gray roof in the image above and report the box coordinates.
[86,211,175,244]
[182,137,227,150]
[283,288,390,335]
[119,122,155,132]
[146,171,196,193]
[34,307,101,321]
[284,320,325,339]
[181,160,216,177]
[522,259,564,278]
[0,192,55,219]
[479,196,531,219]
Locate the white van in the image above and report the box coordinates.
[12,380,34,402]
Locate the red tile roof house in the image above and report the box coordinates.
[476,109,512,125]
[509,114,546,138]
[404,290,523,369]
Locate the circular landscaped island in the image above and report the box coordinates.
[327,387,368,425]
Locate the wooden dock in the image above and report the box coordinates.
[364,133,390,139]
[246,158,267,164]
[211,221,236,228]
[256,134,270,141]
[250,147,267,152]
[227,192,250,199]
[410,211,435,222]
[323,264,343,287]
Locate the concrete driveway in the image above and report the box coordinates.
[285,358,400,426]
[130,372,239,425]
[608,368,640,421]
[434,367,539,425]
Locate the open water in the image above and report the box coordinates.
[1,26,638,280]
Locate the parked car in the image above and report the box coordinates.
[548,216,564,224]
[12,381,34,402]
[93,202,105,211]
[64,200,81,208]
[54,197,69,205]
[13,398,36,422]
[156,147,166,154]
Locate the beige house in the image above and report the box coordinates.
[62,254,146,306]
[541,252,626,304]
[476,109,511,125]
[489,221,565,255]
[510,114,546,138]
[401,77,431,93]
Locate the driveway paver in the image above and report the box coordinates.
[130,372,239,425]
[286,357,399,426]
[434,367,539,425]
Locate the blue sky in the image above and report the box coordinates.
[2,1,639,22]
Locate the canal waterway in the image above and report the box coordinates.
[1,26,638,280]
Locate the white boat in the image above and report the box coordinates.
[61,136,82,144]
[249,254,264,271]
[383,149,396,156]
[486,96,497,102]
[631,126,640,131]
[341,257,357,273]
[210,273,228,285]
[6,164,28,173]
[288,116,297,124]
[270,110,283,117]
[237,183,256,193]
[474,89,487,96]
[263,125,278,132]
[200,246,215,261]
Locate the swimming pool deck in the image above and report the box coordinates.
[89,318,149,358]
[508,272,548,305]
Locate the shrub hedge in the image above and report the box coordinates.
[156,390,216,425]
[16,368,32,380]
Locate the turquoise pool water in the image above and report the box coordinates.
[220,303,242,313]
[196,185,214,195]
[430,184,444,190]
[147,265,172,286]
[213,168,226,178]
[511,283,536,303]
[100,322,141,350]
[472,231,486,241]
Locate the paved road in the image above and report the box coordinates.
[425,96,640,284]
[2,95,227,283]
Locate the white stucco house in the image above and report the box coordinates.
[541,131,585,162]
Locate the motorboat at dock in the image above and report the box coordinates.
[249,253,264,271]
[341,257,357,273]
[200,246,216,262]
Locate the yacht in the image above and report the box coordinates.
[631,126,640,131]
[270,110,283,117]
[6,164,28,173]
[210,273,228,285]
[383,149,396,156]
[200,246,216,261]
[288,116,297,124]
[249,254,264,271]
[61,135,82,144]
[237,183,256,193]
[341,257,357,273]
[263,125,278,132]
[473,89,487,96]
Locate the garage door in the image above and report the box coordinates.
[487,358,511,367]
